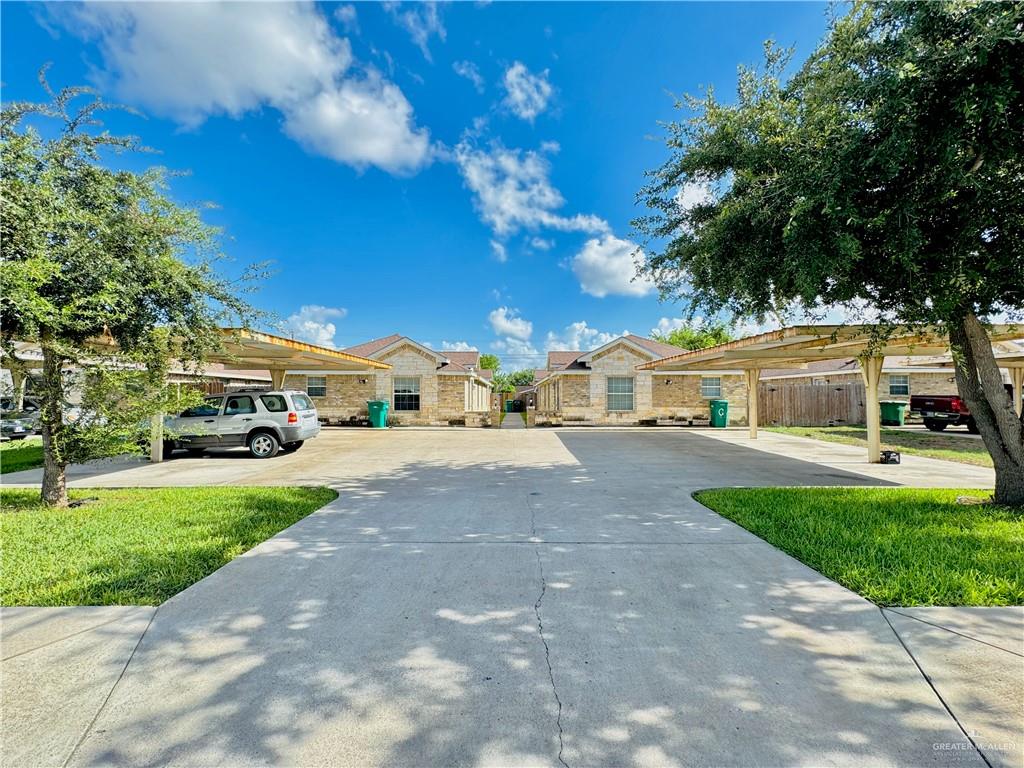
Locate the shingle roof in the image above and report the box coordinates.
[441,351,481,368]
[546,351,581,370]
[624,334,686,359]
[342,334,403,357]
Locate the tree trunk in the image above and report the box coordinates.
[949,313,1024,507]
[39,340,69,507]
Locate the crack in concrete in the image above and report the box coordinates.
[533,545,569,768]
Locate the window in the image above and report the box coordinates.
[606,377,634,411]
[291,393,314,411]
[306,376,327,397]
[181,397,222,418]
[393,377,420,411]
[889,374,910,396]
[224,395,256,415]
[700,377,722,398]
[260,394,288,412]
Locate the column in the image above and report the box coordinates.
[1011,367,1024,417]
[269,368,287,389]
[745,368,761,439]
[859,354,884,463]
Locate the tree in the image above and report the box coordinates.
[653,320,734,351]
[479,353,500,372]
[492,369,535,393]
[1,72,259,506]
[634,2,1024,504]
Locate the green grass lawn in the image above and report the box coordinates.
[1,486,337,606]
[695,487,1023,606]
[0,437,44,474]
[766,425,993,467]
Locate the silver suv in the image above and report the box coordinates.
[164,390,320,458]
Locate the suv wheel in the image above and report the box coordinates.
[248,432,280,458]
[923,419,947,432]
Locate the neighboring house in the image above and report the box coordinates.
[534,335,747,425]
[759,357,966,402]
[284,335,492,426]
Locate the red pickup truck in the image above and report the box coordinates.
[910,384,1015,433]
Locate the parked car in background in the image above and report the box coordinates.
[0,396,40,414]
[1,411,38,440]
[910,384,1014,432]
[163,390,320,458]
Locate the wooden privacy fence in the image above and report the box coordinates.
[758,382,866,427]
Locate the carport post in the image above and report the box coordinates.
[269,368,287,389]
[1011,367,1024,417]
[858,354,884,463]
[744,368,760,439]
[150,411,164,463]
[9,368,26,410]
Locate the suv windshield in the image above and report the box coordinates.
[181,398,222,418]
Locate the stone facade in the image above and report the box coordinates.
[534,339,748,425]
[286,341,491,426]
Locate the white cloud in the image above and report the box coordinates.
[334,4,359,34]
[490,240,508,263]
[544,321,625,352]
[491,336,542,367]
[282,305,347,347]
[571,235,655,298]
[455,141,609,237]
[53,2,430,174]
[384,1,445,62]
[453,60,485,93]
[675,181,714,211]
[530,237,554,251]
[653,317,689,336]
[488,306,533,340]
[502,61,553,122]
[441,340,478,351]
[540,140,560,154]
[283,73,431,174]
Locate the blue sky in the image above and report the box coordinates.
[1,2,830,368]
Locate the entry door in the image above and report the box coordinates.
[218,395,258,445]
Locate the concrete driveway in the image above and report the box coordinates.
[3,428,1017,767]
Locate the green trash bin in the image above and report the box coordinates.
[879,400,907,426]
[367,400,389,429]
[709,399,729,428]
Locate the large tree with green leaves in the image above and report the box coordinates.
[634,1,1024,504]
[1,73,259,506]
[653,320,734,351]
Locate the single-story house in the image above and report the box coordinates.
[760,357,965,402]
[283,335,492,426]
[534,335,748,425]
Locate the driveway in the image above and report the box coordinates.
[3,429,1015,767]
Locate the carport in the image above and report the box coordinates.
[1,329,390,463]
[637,324,1023,463]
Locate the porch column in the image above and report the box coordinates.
[269,368,287,389]
[744,368,761,439]
[858,354,885,463]
[1011,366,1024,417]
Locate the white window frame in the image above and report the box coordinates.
[700,376,722,398]
[306,375,327,398]
[393,376,421,411]
[812,377,827,386]
[889,374,910,396]
[606,377,634,412]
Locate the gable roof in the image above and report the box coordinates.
[342,334,404,358]
[624,334,684,359]
[577,335,672,364]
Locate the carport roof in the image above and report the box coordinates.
[216,329,391,371]
[637,324,1024,371]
